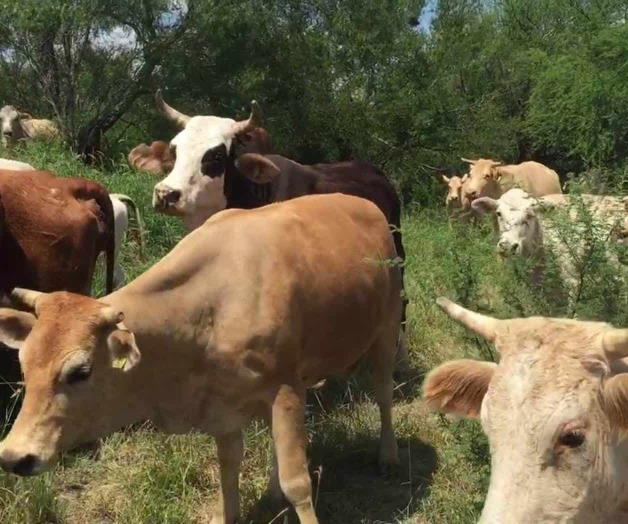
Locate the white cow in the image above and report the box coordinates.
[473,188,627,312]
[0,105,59,147]
[424,297,628,523]
[152,90,263,231]
[0,158,38,171]
[108,194,145,288]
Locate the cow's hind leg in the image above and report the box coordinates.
[369,330,399,473]
[212,431,244,524]
[272,383,319,524]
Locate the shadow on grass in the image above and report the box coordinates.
[244,433,438,524]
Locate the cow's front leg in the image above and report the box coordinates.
[212,431,244,524]
[272,384,319,524]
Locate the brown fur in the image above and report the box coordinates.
[423,359,497,418]
[0,169,115,294]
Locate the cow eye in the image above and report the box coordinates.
[558,430,585,449]
[66,365,92,385]
[496,211,501,218]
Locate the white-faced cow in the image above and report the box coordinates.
[152,91,408,364]
[461,158,561,204]
[424,297,628,523]
[473,188,626,313]
[0,194,402,524]
[0,105,59,147]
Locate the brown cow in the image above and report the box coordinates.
[0,193,402,524]
[0,169,115,294]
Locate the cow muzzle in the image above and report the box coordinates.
[0,449,46,476]
[497,239,520,256]
[153,184,182,214]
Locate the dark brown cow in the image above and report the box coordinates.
[0,170,115,294]
[128,141,175,176]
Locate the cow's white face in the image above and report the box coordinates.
[473,189,541,257]
[424,299,628,523]
[0,105,22,145]
[153,116,235,228]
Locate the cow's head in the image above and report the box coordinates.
[472,188,542,257]
[0,105,29,146]
[442,173,469,209]
[152,91,263,230]
[0,289,141,476]
[461,158,502,201]
[424,297,628,522]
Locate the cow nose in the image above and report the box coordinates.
[466,191,478,201]
[153,185,181,209]
[3,130,12,137]
[0,452,39,476]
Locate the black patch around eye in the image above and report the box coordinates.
[201,144,228,178]
[558,431,585,449]
[66,365,92,385]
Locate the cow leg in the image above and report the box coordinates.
[212,431,244,524]
[262,410,283,501]
[370,332,399,473]
[272,384,318,524]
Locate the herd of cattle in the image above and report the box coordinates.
[0,93,625,523]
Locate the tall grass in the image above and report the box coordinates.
[0,142,625,523]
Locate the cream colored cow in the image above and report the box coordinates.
[0,193,402,524]
[461,158,561,203]
[0,105,59,147]
[442,173,470,213]
[424,297,628,523]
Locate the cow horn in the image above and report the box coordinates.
[461,157,476,164]
[155,90,190,129]
[490,161,503,167]
[436,297,499,342]
[603,328,628,360]
[11,288,44,312]
[232,100,262,136]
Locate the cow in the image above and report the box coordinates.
[0,105,60,147]
[0,169,115,295]
[0,193,402,524]
[0,161,136,291]
[152,92,408,365]
[461,158,561,204]
[128,140,175,176]
[442,173,469,212]
[0,158,38,171]
[109,194,145,288]
[424,297,628,523]
[472,188,627,313]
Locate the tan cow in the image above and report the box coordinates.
[424,297,628,523]
[461,158,561,203]
[0,193,402,524]
[0,105,59,147]
[442,173,470,212]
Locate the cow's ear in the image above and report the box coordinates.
[0,308,36,349]
[423,359,496,419]
[235,153,280,184]
[107,328,141,372]
[472,197,498,215]
[441,174,450,184]
[602,374,628,430]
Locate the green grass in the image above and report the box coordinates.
[0,142,625,523]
